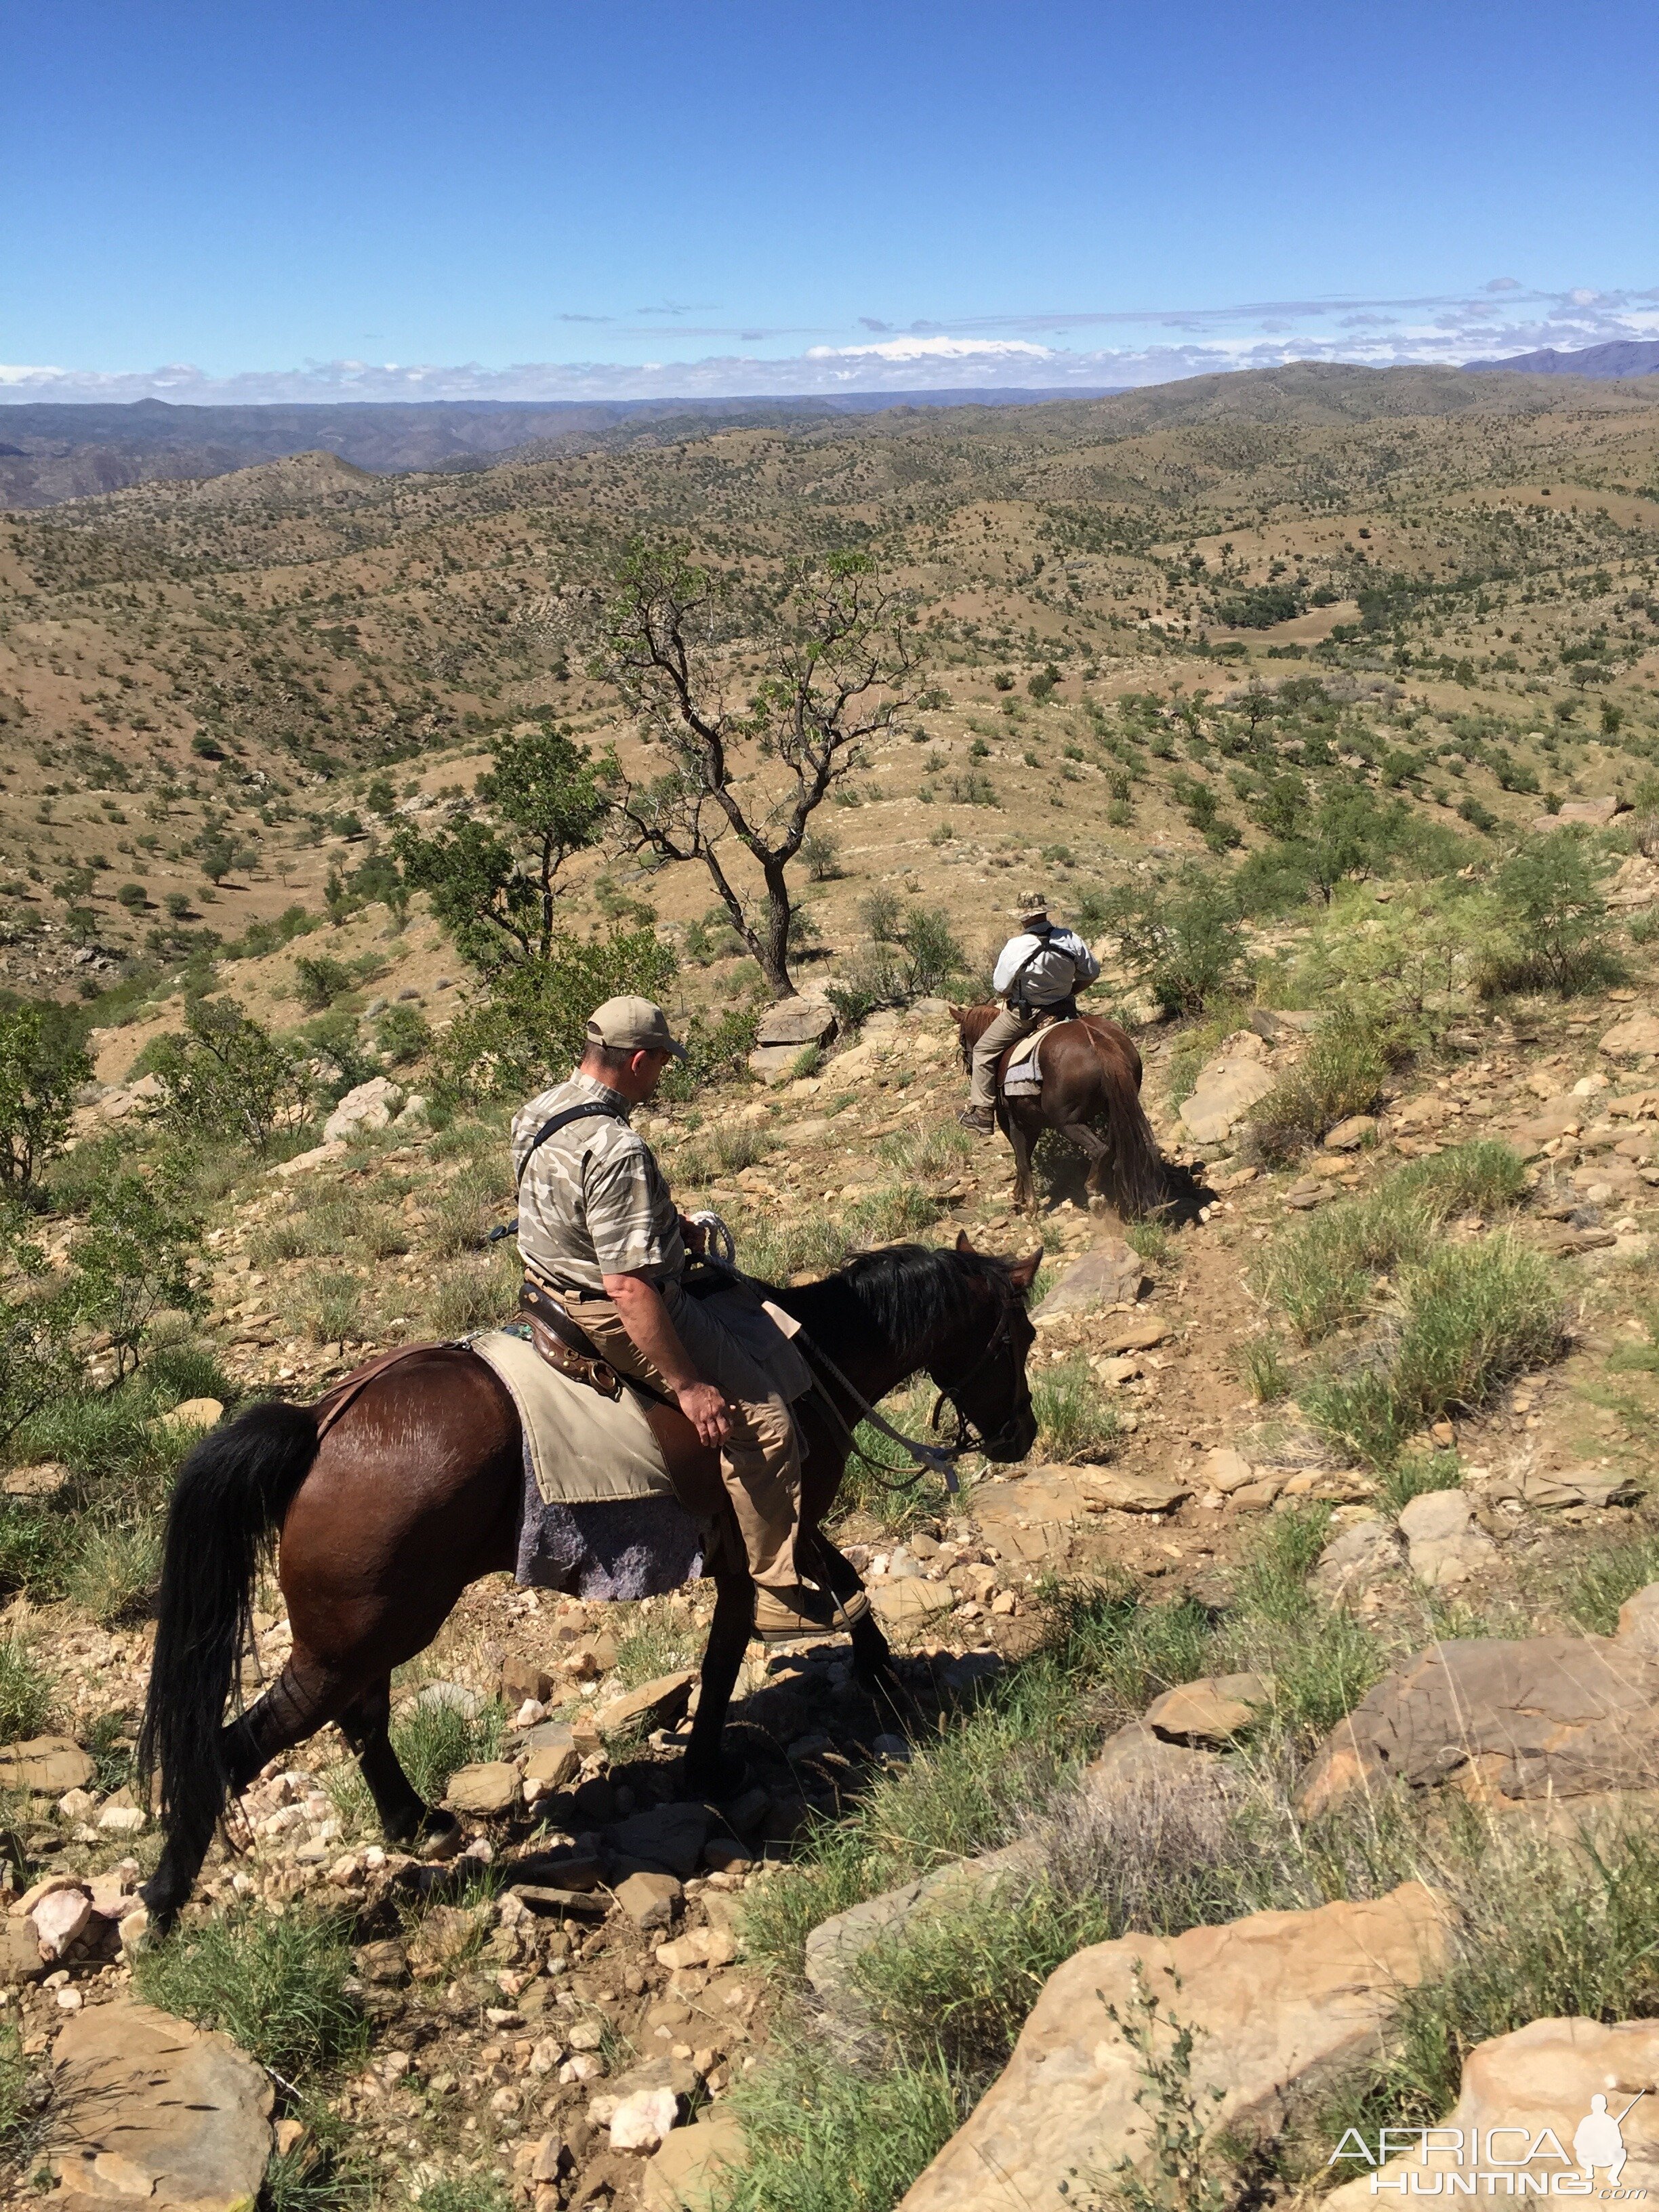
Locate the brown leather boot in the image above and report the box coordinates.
[752,1586,870,1645]
[958,1106,996,1132]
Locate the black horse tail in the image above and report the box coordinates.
[138,1402,319,1878]
[1090,1028,1166,1218]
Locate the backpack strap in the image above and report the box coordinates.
[1005,922,1059,1012]
[514,1100,629,1191]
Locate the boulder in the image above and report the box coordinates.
[1310,1517,1404,1604]
[1297,1635,1659,1818]
[522,1725,580,1794]
[897,1883,1449,2212]
[1200,1448,1258,1496]
[1144,1673,1273,1748]
[501,1655,554,1706]
[1493,1465,1644,1511]
[443,1761,521,1817]
[1557,796,1625,826]
[268,1139,348,1180]
[1617,1583,1659,1656]
[805,1841,1041,2021]
[1325,2016,1659,2212]
[2,1460,69,1498]
[323,1075,405,1143]
[594,1669,696,1740]
[0,1737,95,1794]
[1324,1114,1378,1151]
[157,1397,224,1435]
[1031,1242,1145,1320]
[869,1579,956,1629]
[1094,1312,1170,1353]
[1397,1488,1496,1587]
[611,2084,680,2153]
[1080,1718,1224,1797]
[641,2108,749,2211]
[754,1000,837,1050]
[609,1803,712,1881]
[1079,1468,1192,1514]
[1179,1033,1279,1146]
[47,2000,274,2212]
[1601,1008,1659,1061]
[615,1872,682,1931]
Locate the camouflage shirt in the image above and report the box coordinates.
[511,1071,685,1293]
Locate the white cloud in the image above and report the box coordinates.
[803,335,1052,363]
[4,281,1657,407]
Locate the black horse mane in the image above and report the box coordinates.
[771,1240,1020,1357]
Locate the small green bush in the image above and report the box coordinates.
[134,1907,365,2078]
[0,1634,52,1739]
[1245,1010,1399,1164]
[1031,1357,1120,1462]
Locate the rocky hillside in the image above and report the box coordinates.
[5,367,1659,2210]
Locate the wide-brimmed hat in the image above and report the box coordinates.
[586,996,687,1060]
[1010,890,1049,920]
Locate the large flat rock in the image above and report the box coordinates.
[47,1999,273,2211]
[898,1883,1449,2211]
[1326,2017,1659,2209]
[0,1737,94,1794]
[1178,1033,1279,1145]
[1031,1242,1145,1320]
[1298,1631,1659,1818]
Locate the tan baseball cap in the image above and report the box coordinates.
[586,996,687,1059]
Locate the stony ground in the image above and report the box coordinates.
[7,957,1659,2207]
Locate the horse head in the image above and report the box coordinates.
[949,1001,997,1076]
[930,1230,1042,1463]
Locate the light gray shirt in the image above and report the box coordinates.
[991,926,1101,1006]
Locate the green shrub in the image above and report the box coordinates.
[65,1519,162,1626]
[1477,830,1623,997]
[0,1634,52,1739]
[1245,1010,1400,1163]
[147,996,312,1151]
[0,1000,91,1200]
[1109,868,1245,1016]
[434,928,674,1102]
[375,1002,431,1066]
[134,1907,365,2078]
[294,955,352,1012]
[1303,1235,1560,1466]
[390,1692,507,1806]
[1559,1533,1659,1633]
[1031,1357,1120,1462]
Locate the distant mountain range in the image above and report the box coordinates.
[1465,338,1659,379]
[0,388,1124,510]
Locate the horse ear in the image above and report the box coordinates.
[948,1004,965,1026]
[956,1229,975,1254]
[1007,1246,1044,1293]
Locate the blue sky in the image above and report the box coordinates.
[5,0,1657,403]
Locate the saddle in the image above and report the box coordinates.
[1000,1000,1079,1097]
[515,1276,721,1496]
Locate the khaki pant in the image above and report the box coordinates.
[560,1280,801,1591]
[970,1004,1040,1108]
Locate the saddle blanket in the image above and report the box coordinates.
[472,1324,674,1507]
[1004,1027,1052,1096]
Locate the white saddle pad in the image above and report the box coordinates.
[472,1326,676,1507]
[1004,1030,1049,1096]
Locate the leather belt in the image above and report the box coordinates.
[516,1277,622,1401]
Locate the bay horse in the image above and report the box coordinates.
[950,1004,1164,1218]
[137,1236,1040,1926]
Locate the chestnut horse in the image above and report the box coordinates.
[951,1004,1164,1218]
[137,1237,1040,1925]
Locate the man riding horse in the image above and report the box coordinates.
[959,891,1101,1133]
[512,994,838,1645]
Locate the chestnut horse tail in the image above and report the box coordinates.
[1086,1023,1166,1218]
[138,1403,319,1881]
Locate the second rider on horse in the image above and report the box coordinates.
[960,892,1101,1132]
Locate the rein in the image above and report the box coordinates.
[792,1267,1027,1498]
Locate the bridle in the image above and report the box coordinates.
[796,1265,1031,1494]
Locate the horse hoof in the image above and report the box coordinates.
[680,1750,751,1802]
[410,1810,464,1862]
[137,1881,178,1938]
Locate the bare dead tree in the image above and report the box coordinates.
[585,541,922,1000]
